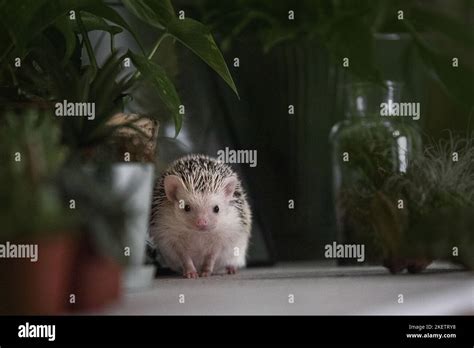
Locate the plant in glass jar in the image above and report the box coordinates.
[330,81,422,264]
[379,132,474,273]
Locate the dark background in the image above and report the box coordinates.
[105,0,473,263]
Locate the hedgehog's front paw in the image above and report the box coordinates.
[200,269,212,277]
[201,254,217,277]
[181,257,198,279]
[183,269,199,279]
[225,266,237,275]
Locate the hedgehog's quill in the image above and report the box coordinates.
[150,154,252,278]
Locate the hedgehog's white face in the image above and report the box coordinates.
[164,175,237,232]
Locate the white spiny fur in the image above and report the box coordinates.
[149,154,251,276]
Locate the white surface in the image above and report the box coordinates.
[123,265,156,290]
[106,261,473,315]
[112,163,154,267]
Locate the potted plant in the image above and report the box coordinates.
[0,0,237,141]
[0,0,239,288]
[329,81,423,265]
[0,109,135,313]
[0,110,78,315]
[57,162,131,311]
[376,132,474,273]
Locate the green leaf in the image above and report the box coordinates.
[261,24,300,53]
[323,15,382,83]
[320,14,382,84]
[122,0,175,29]
[53,16,78,65]
[78,1,143,51]
[0,0,49,57]
[121,1,237,97]
[128,51,183,135]
[1,0,143,59]
[74,12,123,35]
[421,48,474,111]
[0,20,12,63]
[404,21,474,111]
[167,18,239,97]
[411,7,474,46]
[77,66,96,101]
[88,51,130,119]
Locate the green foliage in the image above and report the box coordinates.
[166,17,239,97]
[129,51,182,134]
[336,127,474,269]
[321,13,381,84]
[122,0,175,30]
[123,0,238,96]
[0,0,237,138]
[8,44,144,151]
[199,0,474,109]
[332,119,400,190]
[386,133,474,216]
[0,0,138,61]
[0,110,131,263]
[0,110,73,239]
[57,163,130,264]
[332,115,420,261]
[382,133,474,268]
[403,21,474,112]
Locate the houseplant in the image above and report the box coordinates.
[0,0,239,287]
[330,127,474,272]
[330,81,423,264]
[0,110,78,314]
[57,161,132,310]
[0,109,135,313]
[199,0,473,108]
[377,132,474,272]
[0,0,238,139]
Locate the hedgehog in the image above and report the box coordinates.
[149,154,252,278]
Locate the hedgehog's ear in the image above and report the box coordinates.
[164,175,186,202]
[223,176,237,200]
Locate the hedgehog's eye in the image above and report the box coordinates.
[213,205,219,213]
[184,204,191,212]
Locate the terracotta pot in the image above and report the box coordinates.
[69,238,122,312]
[0,234,78,315]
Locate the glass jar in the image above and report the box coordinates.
[330,82,420,264]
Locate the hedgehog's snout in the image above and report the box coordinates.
[195,217,209,230]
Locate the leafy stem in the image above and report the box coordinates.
[132,32,169,80]
[110,32,115,54]
[7,64,18,87]
[76,11,98,72]
[148,32,169,60]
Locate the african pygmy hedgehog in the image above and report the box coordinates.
[149,154,252,278]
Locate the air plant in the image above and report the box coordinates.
[379,131,474,271]
[334,124,474,272]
